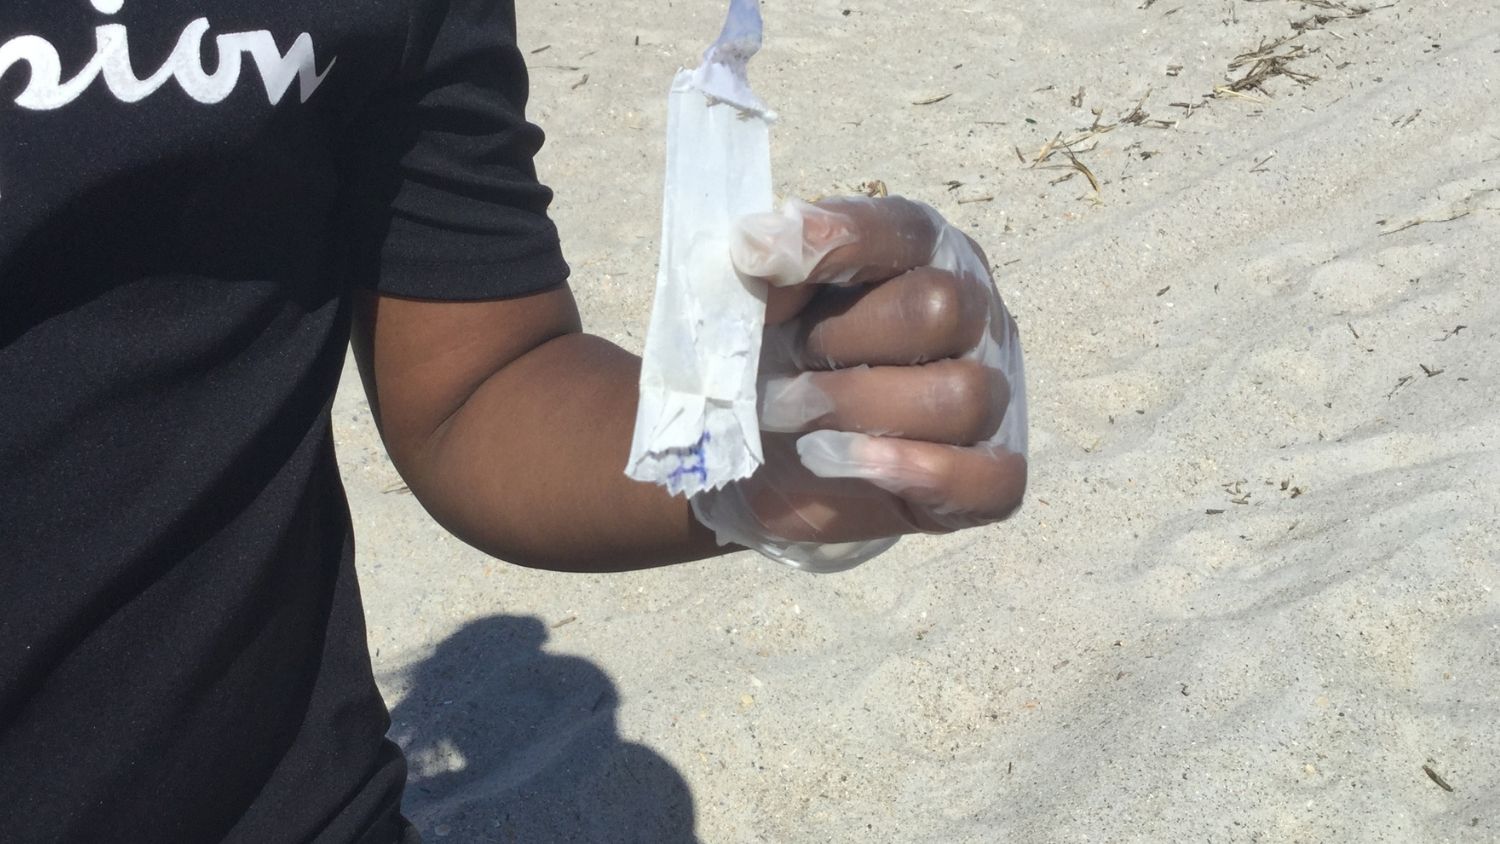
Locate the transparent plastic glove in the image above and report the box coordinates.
[690,196,1028,573]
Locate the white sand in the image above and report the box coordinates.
[335,1,1500,840]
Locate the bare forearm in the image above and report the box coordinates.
[398,331,724,572]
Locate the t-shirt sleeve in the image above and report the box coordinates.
[340,0,570,300]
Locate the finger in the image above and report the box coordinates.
[761,359,1010,446]
[736,196,941,290]
[796,431,1028,529]
[788,267,988,368]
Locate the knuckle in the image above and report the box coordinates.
[902,271,966,345]
[931,362,998,444]
[923,451,1027,531]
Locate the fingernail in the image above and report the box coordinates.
[797,432,937,499]
[795,430,899,481]
[732,211,806,286]
[794,430,861,478]
[791,200,860,282]
[794,200,858,251]
[732,200,859,286]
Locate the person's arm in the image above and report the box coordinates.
[352,197,1026,574]
[351,284,721,572]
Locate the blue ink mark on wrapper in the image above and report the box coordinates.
[665,431,713,487]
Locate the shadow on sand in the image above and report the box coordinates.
[389,615,699,843]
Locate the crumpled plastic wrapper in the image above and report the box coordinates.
[625,0,775,497]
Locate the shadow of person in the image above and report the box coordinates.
[388,615,699,843]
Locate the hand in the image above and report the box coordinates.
[690,196,1028,572]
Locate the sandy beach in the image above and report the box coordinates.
[333,1,1500,840]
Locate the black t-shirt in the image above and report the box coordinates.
[0,1,568,840]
